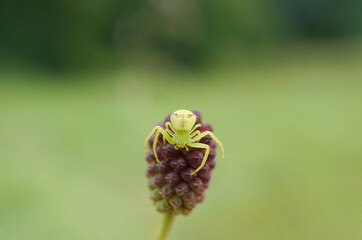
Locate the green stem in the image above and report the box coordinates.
[157,212,175,240]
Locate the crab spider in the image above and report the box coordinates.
[145,110,225,175]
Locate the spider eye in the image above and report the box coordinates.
[188,114,193,118]
[173,113,179,117]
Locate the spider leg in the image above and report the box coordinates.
[189,123,201,134]
[165,122,176,133]
[144,126,162,153]
[191,131,225,159]
[187,142,210,175]
[164,129,174,143]
[190,130,201,138]
[153,128,175,162]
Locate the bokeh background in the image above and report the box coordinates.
[0,0,361,239]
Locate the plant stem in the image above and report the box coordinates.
[157,211,175,240]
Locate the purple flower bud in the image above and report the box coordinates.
[161,144,182,159]
[159,184,174,199]
[197,164,210,178]
[164,172,181,186]
[199,135,212,144]
[170,157,188,172]
[154,174,164,187]
[199,123,213,132]
[157,160,172,174]
[174,182,189,197]
[207,160,216,170]
[146,151,156,163]
[185,150,204,169]
[146,163,159,177]
[200,172,211,183]
[181,168,198,182]
[207,148,216,161]
[189,177,204,192]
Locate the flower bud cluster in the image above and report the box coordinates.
[146,110,217,215]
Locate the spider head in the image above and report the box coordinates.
[170,110,196,132]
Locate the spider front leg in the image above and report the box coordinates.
[191,131,225,159]
[187,142,210,175]
[144,126,162,153]
[153,127,174,162]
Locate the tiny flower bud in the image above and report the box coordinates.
[169,195,182,209]
[154,174,165,187]
[161,144,182,159]
[157,199,171,213]
[157,160,172,174]
[159,184,175,199]
[170,157,188,172]
[185,150,204,169]
[174,182,189,197]
[146,151,156,163]
[148,178,157,190]
[197,164,210,178]
[183,191,196,209]
[207,160,216,170]
[164,172,181,186]
[189,177,204,192]
[150,188,162,201]
[181,168,198,182]
[146,163,158,177]
[180,207,192,216]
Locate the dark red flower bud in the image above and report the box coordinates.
[160,184,175,199]
[207,148,216,161]
[199,123,213,132]
[170,157,188,172]
[146,151,156,163]
[207,160,216,170]
[164,172,181,186]
[161,144,182,159]
[181,168,198,182]
[146,163,158,177]
[185,150,204,169]
[157,160,172,174]
[174,182,189,197]
[197,164,210,178]
[154,174,165,187]
[189,177,204,192]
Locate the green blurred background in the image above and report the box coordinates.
[0,0,361,239]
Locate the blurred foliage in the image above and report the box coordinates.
[1,0,361,71]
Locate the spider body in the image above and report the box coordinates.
[145,110,225,175]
